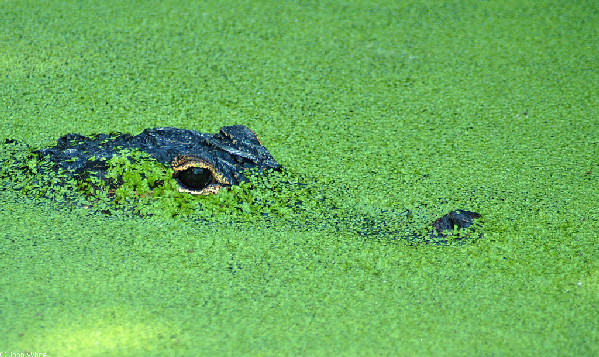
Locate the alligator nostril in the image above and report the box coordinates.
[176,167,213,189]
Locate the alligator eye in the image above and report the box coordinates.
[177,166,213,189]
[172,156,231,195]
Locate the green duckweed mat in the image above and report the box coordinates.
[1,0,598,355]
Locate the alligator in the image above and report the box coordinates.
[1,125,482,243]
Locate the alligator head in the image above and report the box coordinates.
[34,125,282,195]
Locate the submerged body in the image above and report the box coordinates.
[4,125,482,242]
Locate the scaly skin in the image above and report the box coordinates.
[34,125,281,195]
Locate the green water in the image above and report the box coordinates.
[1,0,598,355]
